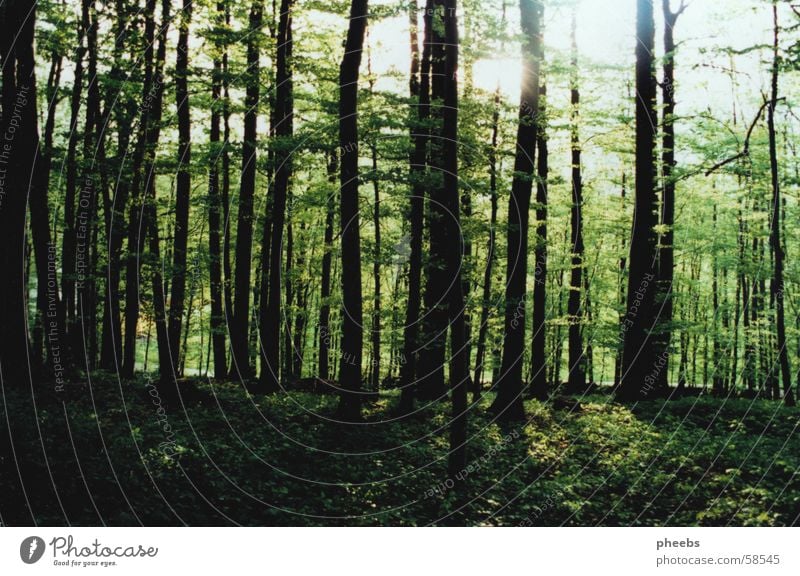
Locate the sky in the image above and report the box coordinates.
[355,0,792,119]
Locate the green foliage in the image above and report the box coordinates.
[3,379,797,526]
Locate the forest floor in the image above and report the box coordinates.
[1,374,799,526]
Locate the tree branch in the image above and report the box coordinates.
[705,98,777,176]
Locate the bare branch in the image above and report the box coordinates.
[705,98,773,176]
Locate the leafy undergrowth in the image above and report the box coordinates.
[1,373,798,526]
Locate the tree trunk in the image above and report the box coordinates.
[767,1,794,406]
[617,0,659,401]
[208,0,228,379]
[61,0,90,355]
[567,11,586,391]
[370,138,382,393]
[473,88,501,401]
[399,0,431,411]
[147,0,172,389]
[166,0,193,380]
[122,0,158,378]
[100,0,135,371]
[0,0,38,384]
[439,0,470,479]
[491,0,541,422]
[416,0,448,402]
[30,47,63,372]
[530,73,549,400]
[653,0,684,394]
[336,0,368,420]
[318,150,337,380]
[259,0,293,392]
[230,0,263,380]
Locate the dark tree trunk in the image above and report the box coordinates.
[473,88,501,401]
[100,0,135,371]
[230,0,263,380]
[122,0,158,378]
[147,0,172,388]
[530,75,549,400]
[283,215,294,380]
[166,0,193,380]
[712,203,723,394]
[61,0,90,355]
[0,0,38,384]
[439,0,470,479]
[222,2,234,357]
[614,173,628,386]
[81,0,103,372]
[617,0,659,401]
[653,0,684,394]
[416,0,448,402]
[336,0,368,421]
[31,48,62,372]
[318,150,337,380]
[399,0,431,411]
[491,0,541,422]
[258,0,294,392]
[767,1,794,406]
[567,11,586,391]
[208,0,228,379]
[370,139,382,393]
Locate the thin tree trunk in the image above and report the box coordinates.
[62,0,90,353]
[530,67,549,400]
[654,0,685,394]
[399,0,431,411]
[166,0,193,380]
[31,48,63,372]
[208,0,228,379]
[318,150,337,380]
[473,88,501,401]
[259,0,293,391]
[567,11,586,391]
[767,1,794,406]
[101,0,134,371]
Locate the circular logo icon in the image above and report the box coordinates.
[20,536,46,564]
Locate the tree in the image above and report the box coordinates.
[122,0,160,378]
[529,0,548,400]
[318,150,337,381]
[767,0,795,406]
[336,0,369,421]
[473,87,501,401]
[416,0,449,402]
[0,0,40,384]
[399,0,432,411]
[617,0,659,401]
[439,0,470,479]
[491,0,541,422]
[208,0,229,379]
[100,0,135,371]
[259,0,295,392]
[653,0,686,394]
[167,0,193,379]
[567,9,586,391]
[230,0,263,380]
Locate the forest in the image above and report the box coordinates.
[1,0,799,526]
